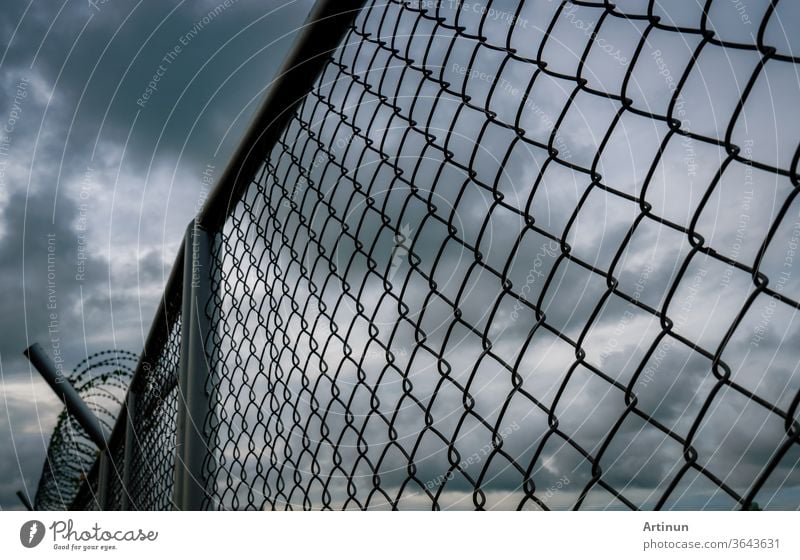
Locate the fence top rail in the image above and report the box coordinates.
[197,0,367,232]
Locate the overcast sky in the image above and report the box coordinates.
[2,0,799,512]
[0,0,314,510]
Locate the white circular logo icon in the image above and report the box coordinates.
[20,520,45,548]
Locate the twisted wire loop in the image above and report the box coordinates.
[33,350,137,511]
[197,0,800,510]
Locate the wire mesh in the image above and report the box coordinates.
[124,316,183,511]
[200,0,800,510]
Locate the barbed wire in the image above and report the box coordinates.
[34,350,137,511]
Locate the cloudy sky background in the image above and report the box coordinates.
[0,0,314,509]
[2,0,800,511]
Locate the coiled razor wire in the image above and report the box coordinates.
[34,350,137,511]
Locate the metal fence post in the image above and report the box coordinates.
[177,221,216,511]
[24,343,108,449]
[172,222,196,509]
[97,450,111,510]
[121,390,137,510]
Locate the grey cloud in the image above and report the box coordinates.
[4,0,800,511]
[0,0,314,509]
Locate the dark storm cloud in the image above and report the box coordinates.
[0,188,104,372]
[1,0,313,168]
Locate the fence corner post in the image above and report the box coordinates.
[97,451,111,510]
[121,390,137,511]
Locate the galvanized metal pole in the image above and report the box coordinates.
[16,490,33,511]
[172,222,197,510]
[23,343,108,449]
[121,391,137,510]
[180,222,216,511]
[97,450,111,510]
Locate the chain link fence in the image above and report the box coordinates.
[124,318,183,511]
[46,0,800,511]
